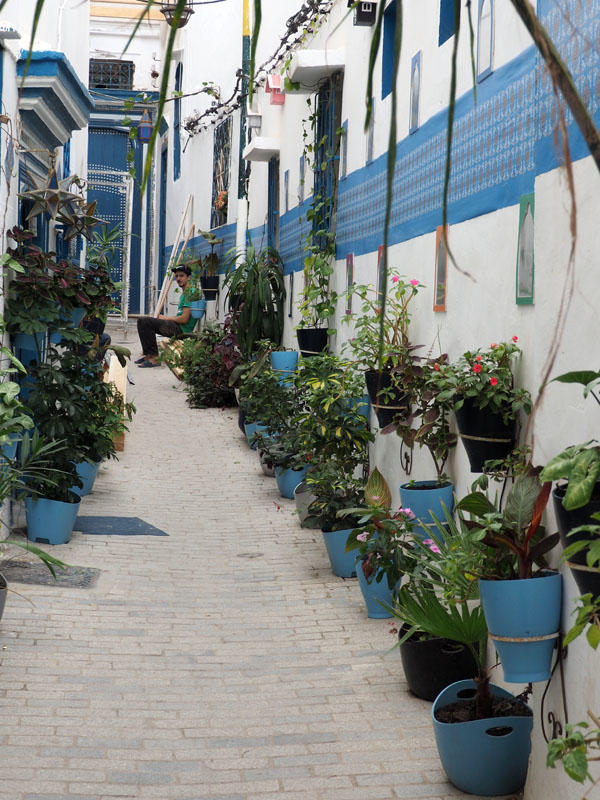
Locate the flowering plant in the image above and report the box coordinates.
[427,339,531,424]
[341,467,416,591]
[342,273,422,372]
[214,190,228,211]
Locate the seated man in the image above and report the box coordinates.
[136,265,196,367]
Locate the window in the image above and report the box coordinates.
[313,73,343,244]
[62,138,71,179]
[288,271,294,317]
[211,117,231,229]
[340,119,348,179]
[434,226,448,311]
[439,0,457,45]
[381,0,397,100]
[89,59,134,90]
[345,254,354,315]
[516,194,534,304]
[477,0,494,81]
[173,62,183,181]
[268,157,280,250]
[409,52,421,134]
[366,102,374,164]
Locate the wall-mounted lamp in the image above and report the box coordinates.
[159,3,194,27]
[137,109,153,143]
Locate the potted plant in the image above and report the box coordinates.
[451,467,562,684]
[540,369,600,597]
[342,273,422,428]
[342,468,415,618]
[386,521,533,796]
[223,245,286,360]
[428,338,532,472]
[395,354,458,532]
[296,247,336,357]
[198,230,223,300]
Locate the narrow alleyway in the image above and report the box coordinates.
[0,324,487,800]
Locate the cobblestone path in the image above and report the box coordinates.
[0,328,495,800]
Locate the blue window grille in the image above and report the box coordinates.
[267,157,280,250]
[340,119,348,179]
[313,72,342,245]
[89,59,134,89]
[174,62,182,181]
[211,117,231,229]
[439,0,457,46]
[63,138,71,178]
[381,0,397,100]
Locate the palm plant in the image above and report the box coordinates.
[223,245,286,359]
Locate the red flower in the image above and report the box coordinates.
[490,343,498,349]
[490,377,498,386]
[474,355,482,361]
[512,335,518,342]
[473,364,482,373]
[433,363,440,371]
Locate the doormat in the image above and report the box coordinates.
[74,516,168,536]
[0,559,101,588]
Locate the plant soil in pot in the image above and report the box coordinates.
[398,625,477,702]
[432,679,533,796]
[296,327,328,357]
[553,484,600,598]
[454,396,516,472]
[364,370,409,428]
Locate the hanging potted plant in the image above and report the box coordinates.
[540,368,600,597]
[453,467,562,684]
[428,338,532,472]
[296,245,336,357]
[395,354,458,533]
[342,273,422,429]
[198,230,223,300]
[342,468,415,618]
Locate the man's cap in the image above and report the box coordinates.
[172,264,191,275]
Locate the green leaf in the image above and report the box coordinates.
[551,370,600,387]
[364,467,392,509]
[562,749,589,783]
[456,491,495,517]
[587,623,600,649]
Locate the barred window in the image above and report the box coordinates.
[211,117,231,229]
[89,59,135,90]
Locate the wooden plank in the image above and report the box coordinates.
[104,355,128,451]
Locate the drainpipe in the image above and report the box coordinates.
[235,0,250,259]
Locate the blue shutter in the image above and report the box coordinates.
[174,63,182,181]
[439,0,456,46]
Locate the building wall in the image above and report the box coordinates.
[162,3,600,796]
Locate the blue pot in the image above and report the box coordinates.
[432,679,532,796]
[399,481,454,537]
[190,299,207,319]
[1,434,20,461]
[244,422,267,450]
[275,465,309,500]
[479,572,562,683]
[72,460,101,497]
[270,351,299,384]
[356,565,394,618]
[25,495,81,545]
[321,528,357,578]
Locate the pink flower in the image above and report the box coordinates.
[400,507,415,520]
[490,343,498,349]
[410,279,419,287]
[423,538,441,554]
[512,335,518,342]
[356,532,369,542]
[490,377,498,386]
[474,355,482,361]
[473,364,482,373]
[392,276,399,283]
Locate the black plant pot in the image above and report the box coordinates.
[553,485,600,598]
[201,275,220,301]
[364,370,409,428]
[0,573,7,623]
[454,396,517,472]
[398,625,478,702]
[296,327,328,357]
[238,406,246,434]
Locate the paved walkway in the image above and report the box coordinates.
[0,325,494,800]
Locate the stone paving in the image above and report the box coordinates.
[0,324,508,800]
